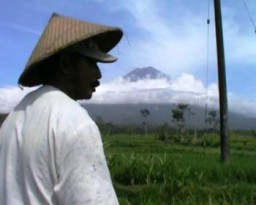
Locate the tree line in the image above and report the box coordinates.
[95,103,220,139]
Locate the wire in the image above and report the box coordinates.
[241,0,256,33]
[124,32,132,47]
[205,0,211,125]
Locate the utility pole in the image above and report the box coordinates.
[214,0,229,163]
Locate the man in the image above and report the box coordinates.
[0,13,123,205]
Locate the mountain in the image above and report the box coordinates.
[83,103,256,130]
[1,105,255,130]
[123,66,170,82]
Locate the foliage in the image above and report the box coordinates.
[171,104,195,143]
[155,123,170,142]
[103,134,256,204]
[171,104,189,124]
[140,109,150,137]
[205,110,219,132]
[140,109,150,118]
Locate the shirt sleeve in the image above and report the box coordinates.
[53,122,119,205]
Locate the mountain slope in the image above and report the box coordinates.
[123,66,170,82]
[83,103,256,130]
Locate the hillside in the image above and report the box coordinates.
[1,104,255,130]
[123,66,170,82]
[83,103,256,130]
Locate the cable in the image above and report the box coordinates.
[204,0,211,126]
[241,0,256,33]
[124,32,132,47]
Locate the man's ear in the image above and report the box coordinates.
[58,53,74,75]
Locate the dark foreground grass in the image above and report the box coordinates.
[103,134,256,205]
[116,183,256,205]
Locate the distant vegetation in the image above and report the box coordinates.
[99,103,256,204]
[1,103,256,204]
[85,103,256,130]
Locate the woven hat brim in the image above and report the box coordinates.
[78,50,117,63]
[18,13,123,87]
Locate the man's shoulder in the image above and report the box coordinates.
[20,86,89,119]
[41,86,88,114]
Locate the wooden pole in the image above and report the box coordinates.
[214,0,229,162]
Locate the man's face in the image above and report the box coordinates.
[70,55,102,100]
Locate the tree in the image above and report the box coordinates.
[171,104,190,142]
[156,122,169,142]
[140,109,150,137]
[205,110,219,132]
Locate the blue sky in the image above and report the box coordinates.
[0,0,256,115]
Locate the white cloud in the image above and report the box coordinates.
[170,74,205,93]
[111,0,256,79]
[1,0,256,116]
[1,73,256,117]
[0,86,36,113]
[0,21,41,36]
[89,73,219,107]
[89,73,256,117]
[118,0,211,76]
[228,94,256,116]
[222,7,256,66]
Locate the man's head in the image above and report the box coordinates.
[40,48,102,100]
[18,13,123,100]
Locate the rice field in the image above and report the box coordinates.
[103,133,256,205]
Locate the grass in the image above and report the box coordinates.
[103,133,256,204]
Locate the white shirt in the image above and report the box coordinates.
[0,86,119,205]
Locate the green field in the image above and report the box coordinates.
[103,133,256,205]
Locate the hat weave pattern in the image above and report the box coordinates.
[19,13,123,86]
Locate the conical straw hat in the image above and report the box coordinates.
[18,13,123,87]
